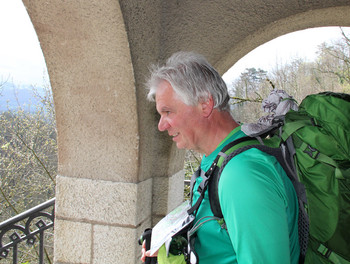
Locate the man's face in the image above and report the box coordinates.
[155,80,203,151]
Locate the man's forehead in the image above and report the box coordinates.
[155,80,174,100]
[157,80,172,92]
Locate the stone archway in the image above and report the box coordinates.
[21,1,350,263]
[216,6,350,74]
[22,1,146,263]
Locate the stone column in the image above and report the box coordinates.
[22,0,161,263]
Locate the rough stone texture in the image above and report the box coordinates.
[54,219,92,263]
[93,225,136,264]
[152,170,184,218]
[23,0,139,183]
[55,175,152,226]
[168,170,186,212]
[54,220,151,264]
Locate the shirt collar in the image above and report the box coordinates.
[200,126,246,171]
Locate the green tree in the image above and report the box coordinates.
[315,28,350,92]
[0,83,56,264]
[229,68,271,123]
[0,85,57,220]
[230,67,268,100]
[228,29,350,124]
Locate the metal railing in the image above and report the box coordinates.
[0,198,55,264]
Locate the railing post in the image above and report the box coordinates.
[12,243,17,264]
[39,231,44,264]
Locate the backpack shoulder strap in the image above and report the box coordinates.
[208,142,307,217]
[207,137,261,218]
[187,136,258,216]
[208,142,309,263]
[189,168,204,202]
[208,144,261,218]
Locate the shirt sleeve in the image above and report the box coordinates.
[218,149,291,264]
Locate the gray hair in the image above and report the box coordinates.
[146,51,230,111]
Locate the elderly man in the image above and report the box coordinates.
[142,51,300,264]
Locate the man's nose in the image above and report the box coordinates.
[158,116,170,131]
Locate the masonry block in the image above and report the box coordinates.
[152,170,184,218]
[54,219,92,264]
[93,225,136,264]
[55,175,152,226]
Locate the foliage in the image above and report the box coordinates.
[315,28,350,91]
[0,83,56,263]
[229,67,271,123]
[0,85,57,220]
[228,28,350,124]
[183,150,202,200]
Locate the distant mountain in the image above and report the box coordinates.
[0,82,44,112]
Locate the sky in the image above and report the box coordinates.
[222,26,350,85]
[0,0,48,87]
[0,0,349,88]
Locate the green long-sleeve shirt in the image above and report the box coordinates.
[191,126,300,263]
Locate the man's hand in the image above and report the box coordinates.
[141,241,158,263]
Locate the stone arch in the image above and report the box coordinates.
[216,6,350,74]
[22,1,144,263]
[19,1,350,263]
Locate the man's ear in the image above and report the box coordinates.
[201,95,214,118]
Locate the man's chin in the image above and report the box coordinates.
[175,142,186,150]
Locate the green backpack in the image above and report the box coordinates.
[189,92,350,264]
